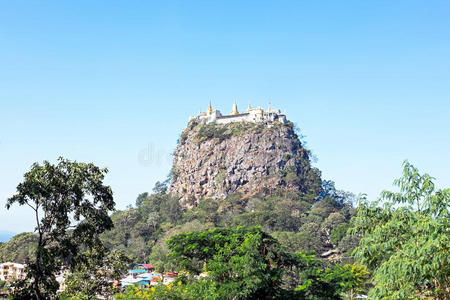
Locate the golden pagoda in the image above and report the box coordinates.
[206,100,213,115]
[230,100,239,115]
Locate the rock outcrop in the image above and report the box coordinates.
[169,120,320,208]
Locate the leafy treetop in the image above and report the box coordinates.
[352,161,449,299]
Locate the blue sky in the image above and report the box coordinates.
[1,1,449,233]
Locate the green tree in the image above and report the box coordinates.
[329,223,350,245]
[6,157,116,300]
[297,262,370,300]
[352,161,449,299]
[62,248,131,299]
[152,177,171,195]
[148,220,212,272]
[135,192,149,207]
[167,226,299,299]
[159,195,183,224]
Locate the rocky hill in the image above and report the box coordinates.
[169,120,321,208]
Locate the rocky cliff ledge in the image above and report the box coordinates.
[169,120,320,208]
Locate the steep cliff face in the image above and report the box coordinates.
[169,120,320,208]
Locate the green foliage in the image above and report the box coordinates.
[160,196,183,224]
[111,224,366,300]
[272,227,326,255]
[114,283,186,299]
[310,196,337,219]
[62,248,131,299]
[148,220,213,273]
[167,226,299,299]
[330,223,350,245]
[113,226,366,300]
[195,121,268,143]
[284,171,301,186]
[179,130,189,145]
[101,179,183,263]
[295,261,370,300]
[195,122,229,142]
[102,176,353,269]
[6,157,116,300]
[136,192,149,207]
[352,161,450,299]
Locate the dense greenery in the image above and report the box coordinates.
[5,154,446,299]
[352,161,449,299]
[194,121,268,143]
[109,161,449,299]
[62,248,131,299]
[0,232,37,263]
[167,226,297,299]
[114,226,369,300]
[0,152,358,299]
[99,177,355,269]
[178,119,297,145]
[101,123,354,268]
[6,158,117,300]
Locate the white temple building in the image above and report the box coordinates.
[190,101,287,125]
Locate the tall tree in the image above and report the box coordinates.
[167,226,299,299]
[352,161,449,299]
[6,157,115,299]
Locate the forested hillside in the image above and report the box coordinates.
[1,178,357,270]
[2,122,359,271]
[99,121,359,268]
[101,177,358,269]
[1,147,447,299]
[0,232,37,263]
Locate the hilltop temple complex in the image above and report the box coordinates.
[189,101,287,125]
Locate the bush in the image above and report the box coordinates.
[196,122,229,142]
[330,223,350,245]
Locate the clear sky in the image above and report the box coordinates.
[1,1,449,233]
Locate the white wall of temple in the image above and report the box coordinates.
[215,115,250,124]
[192,107,287,125]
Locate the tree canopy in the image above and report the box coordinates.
[115,226,368,300]
[167,226,298,299]
[352,161,449,299]
[6,157,116,299]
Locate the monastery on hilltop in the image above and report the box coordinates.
[190,101,287,125]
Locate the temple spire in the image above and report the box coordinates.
[230,99,239,115]
[247,102,251,113]
[207,100,213,115]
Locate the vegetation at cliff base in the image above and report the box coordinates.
[115,226,369,300]
[2,156,448,299]
[98,179,355,268]
[352,161,450,299]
